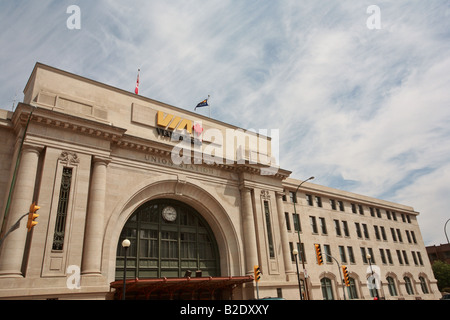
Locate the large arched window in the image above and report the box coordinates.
[387,276,398,296]
[116,199,220,280]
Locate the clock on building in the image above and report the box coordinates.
[162,206,177,222]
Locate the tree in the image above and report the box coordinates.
[431,260,450,292]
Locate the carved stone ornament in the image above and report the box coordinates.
[58,151,80,166]
[261,190,271,200]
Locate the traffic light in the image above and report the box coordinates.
[254,265,261,283]
[27,202,40,232]
[342,265,350,287]
[314,244,323,265]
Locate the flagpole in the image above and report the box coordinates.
[208,95,211,118]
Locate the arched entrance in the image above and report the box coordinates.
[116,199,220,280]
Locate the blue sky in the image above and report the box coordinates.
[1,1,449,246]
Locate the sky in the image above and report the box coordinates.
[0,1,449,246]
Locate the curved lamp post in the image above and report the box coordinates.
[121,239,131,300]
[293,176,314,300]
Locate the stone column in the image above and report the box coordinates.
[240,186,258,275]
[81,157,109,276]
[0,145,41,277]
[276,191,294,274]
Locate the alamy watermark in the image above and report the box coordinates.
[66,5,81,30]
[169,125,280,176]
[367,265,382,290]
[66,265,81,290]
[367,5,381,30]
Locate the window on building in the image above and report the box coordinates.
[374,225,380,240]
[376,208,381,218]
[306,194,313,206]
[324,244,332,263]
[342,221,350,237]
[402,250,409,265]
[397,250,403,265]
[362,224,369,239]
[52,167,73,251]
[387,277,398,296]
[285,212,291,231]
[339,246,347,263]
[347,246,355,263]
[419,277,429,294]
[396,229,403,242]
[351,203,357,214]
[391,228,397,242]
[315,196,322,207]
[380,226,387,241]
[417,252,424,265]
[347,278,358,299]
[334,220,342,236]
[355,223,362,238]
[263,201,275,258]
[319,217,327,235]
[361,247,368,264]
[298,242,306,263]
[338,201,345,212]
[380,249,387,264]
[404,277,414,295]
[367,248,375,263]
[293,213,301,232]
[289,191,297,203]
[321,278,334,300]
[330,199,336,210]
[310,216,318,234]
[411,231,417,244]
[358,205,364,215]
[386,249,393,265]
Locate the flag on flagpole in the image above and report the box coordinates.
[135,69,140,95]
[194,96,209,111]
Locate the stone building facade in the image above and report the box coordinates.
[0,63,440,299]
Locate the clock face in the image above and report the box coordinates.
[162,206,177,222]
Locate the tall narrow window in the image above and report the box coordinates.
[264,201,275,258]
[52,167,73,250]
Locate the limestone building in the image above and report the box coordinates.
[0,63,440,300]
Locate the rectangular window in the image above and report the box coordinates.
[339,246,347,263]
[347,246,355,263]
[310,216,318,234]
[338,201,345,211]
[292,213,301,232]
[319,217,327,235]
[289,191,297,203]
[380,226,387,241]
[361,247,368,263]
[330,199,337,210]
[380,249,387,264]
[306,194,313,206]
[355,223,362,238]
[396,229,403,242]
[363,224,369,239]
[386,249,393,264]
[315,196,322,207]
[285,212,291,231]
[342,221,349,237]
[334,219,341,236]
[374,225,380,240]
[264,201,275,258]
[52,167,73,251]
[324,244,332,263]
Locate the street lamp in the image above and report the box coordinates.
[366,253,379,300]
[122,239,131,300]
[293,176,314,300]
[292,249,303,300]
